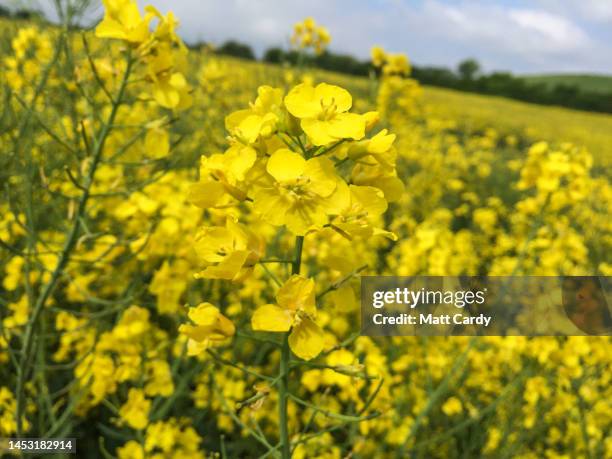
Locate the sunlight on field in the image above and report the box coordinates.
[424,86,612,169]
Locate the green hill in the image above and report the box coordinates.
[520,74,612,94]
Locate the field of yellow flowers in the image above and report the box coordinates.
[1,2,611,458]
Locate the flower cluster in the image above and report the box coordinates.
[183,81,400,361]
[371,45,411,76]
[291,17,331,55]
[96,0,192,110]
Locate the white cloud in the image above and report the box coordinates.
[508,9,591,53]
[419,1,591,56]
[14,0,612,74]
[389,0,607,72]
[538,0,612,24]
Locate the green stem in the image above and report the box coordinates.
[278,235,304,458]
[279,335,291,459]
[292,236,304,275]
[15,52,134,437]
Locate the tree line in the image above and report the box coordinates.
[211,41,612,115]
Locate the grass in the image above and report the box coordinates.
[423,86,612,168]
[519,74,612,94]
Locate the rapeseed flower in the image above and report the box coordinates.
[284,83,366,146]
[252,275,325,360]
[252,148,346,235]
[179,303,236,355]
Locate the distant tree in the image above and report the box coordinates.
[412,66,458,87]
[216,40,255,60]
[313,51,370,76]
[458,58,480,81]
[0,5,10,17]
[186,41,213,52]
[263,47,285,64]
[13,9,44,20]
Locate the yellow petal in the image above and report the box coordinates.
[253,85,284,113]
[225,109,250,133]
[367,129,396,154]
[238,114,266,144]
[186,338,209,356]
[276,275,316,315]
[152,80,180,109]
[95,18,127,40]
[326,113,366,141]
[285,205,328,235]
[363,111,380,131]
[216,313,236,338]
[301,119,336,146]
[314,83,352,113]
[187,182,226,208]
[194,226,234,263]
[198,251,250,280]
[144,128,169,158]
[284,83,320,119]
[188,303,220,327]
[288,317,325,360]
[304,157,338,197]
[323,180,351,215]
[223,144,257,181]
[267,149,305,182]
[374,176,405,202]
[373,227,399,241]
[252,304,294,332]
[350,185,388,216]
[252,188,292,226]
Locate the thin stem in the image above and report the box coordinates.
[316,264,368,300]
[278,234,304,458]
[399,338,476,453]
[278,335,291,459]
[207,349,272,382]
[291,236,304,276]
[288,393,379,423]
[260,263,282,287]
[15,52,134,436]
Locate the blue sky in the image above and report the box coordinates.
[11,0,612,74]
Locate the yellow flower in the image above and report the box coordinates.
[188,146,257,208]
[119,388,150,430]
[252,275,325,360]
[441,396,463,416]
[144,124,169,158]
[150,69,192,110]
[3,295,29,329]
[193,218,264,280]
[330,183,396,240]
[112,306,150,340]
[351,161,404,202]
[144,360,174,397]
[371,46,386,68]
[383,53,410,76]
[253,148,347,235]
[371,46,411,76]
[179,303,236,355]
[144,6,184,49]
[95,0,152,44]
[348,128,397,169]
[291,18,331,55]
[225,85,284,144]
[284,83,366,146]
[117,441,144,459]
